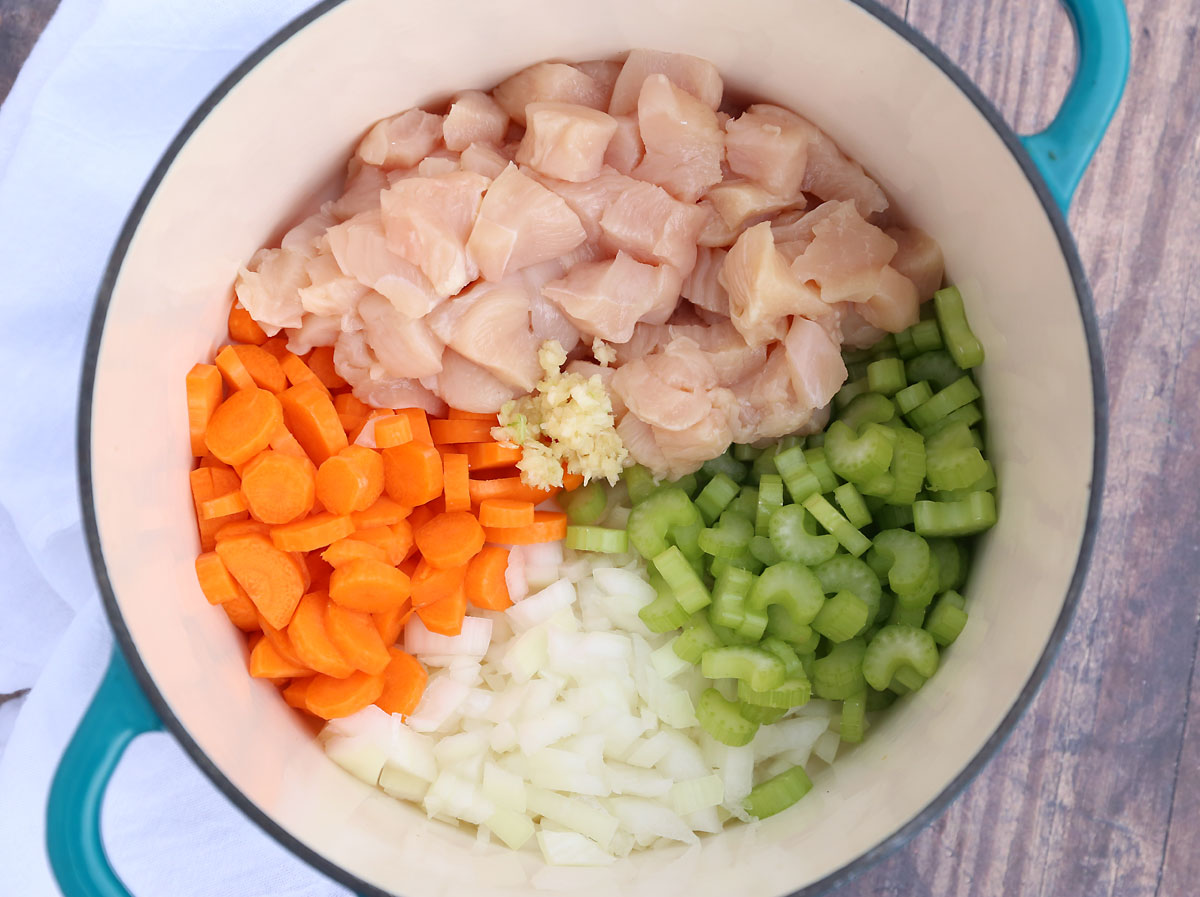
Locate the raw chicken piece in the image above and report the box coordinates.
[298,247,369,320]
[326,210,442,318]
[604,115,644,175]
[783,316,847,410]
[653,403,734,480]
[859,266,920,332]
[234,247,308,334]
[573,60,623,108]
[611,338,720,432]
[837,302,889,349]
[492,62,607,125]
[770,201,840,245]
[286,313,345,356]
[542,251,683,343]
[886,226,944,302]
[599,180,709,276]
[789,201,897,304]
[724,104,816,198]
[515,102,619,182]
[466,163,587,281]
[535,167,642,241]
[356,109,444,170]
[632,74,724,202]
[681,246,730,317]
[696,201,741,248]
[608,49,723,117]
[460,142,510,179]
[422,349,524,413]
[719,222,828,347]
[329,161,388,220]
[417,151,461,178]
[616,413,669,474]
[333,331,448,415]
[530,289,582,352]
[380,171,490,297]
[358,291,445,380]
[706,179,804,231]
[802,127,888,217]
[425,281,542,391]
[614,319,764,387]
[725,345,817,442]
[443,90,509,152]
[281,207,338,256]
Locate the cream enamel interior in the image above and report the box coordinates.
[87,0,1096,894]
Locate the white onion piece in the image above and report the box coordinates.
[535,831,616,867]
[506,579,576,631]
[405,616,492,657]
[503,546,529,603]
[407,677,470,733]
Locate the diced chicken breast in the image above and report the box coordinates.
[298,247,369,321]
[608,49,723,117]
[719,221,828,346]
[681,246,730,317]
[789,201,897,304]
[617,413,669,475]
[535,167,642,241]
[612,338,718,432]
[466,163,587,281]
[425,281,542,391]
[329,161,388,221]
[573,60,623,108]
[599,180,709,276]
[380,171,490,297]
[515,102,619,182]
[542,251,683,343]
[696,201,741,248]
[783,316,847,410]
[443,90,510,152]
[358,291,445,380]
[460,142,510,179]
[886,226,944,302]
[326,210,442,318]
[655,320,767,386]
[492,62,607,125]
[286,313,345,356]
[417,151,461,178]
[632,74,724,202]
[529,289,582,352]
[281,207,338,256]
[724,104,816,198]
[422,348,524,413]
[234,247,308,335]
[356,109,444,170]
[859,266,920,332]
[837,302,889,349]
[604,115,645,175]
[653,403,735,480]
[725,345,815,442]
[706,179,804,231]
[802,127,888,217]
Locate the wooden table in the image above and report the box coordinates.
[2,1,1195,895]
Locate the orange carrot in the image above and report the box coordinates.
[287,591,355,678]
[280,353,328,395]
[269,424,310,461]
[215,532,307,628]
[222,593,261,631]
[375,649,427,716]
[350,522,412,566]
[373,415,413,449]
[190,467,247,551]
[329,558,411,613]
[282,677,314,711]
[429,419,495,444]
[228,303,268,345]
[305,552,333,591]
[307,345,347,390]
[383,441,443,506]
[407,504,436,532]
[477,499,535,529]
[323,537,388,567]
[374,600,414,646]
[257,613,310,670]
[215,519,269,542]
[240,450,315,525]
[186,364,224,456]
[482,511,569,545]
[200,490,248,520]
[270,512,355,552]
[306,670,384,719]
[442,453,470,513]
[394,407,433,444]
[325,602,391,675]
[334,393,370,435]
[205,387,284,466]
[415,583,467,636]
[215,344,256,392]
[351,497,411,529]
[562,471,585,491]
[316,445,384,516]
[413,511,485,569]
[468,476,557,505]
[410,559,468,608]
[345,408,391,444]
[259,336,290,360]
[465,545,513,611]
[199,454,234,472]
[195,551,247,605]
[464,442,523,471]
[280,382,348,464]
[448,409,498,422]
[249,636,312,679]
[229,345,287,394]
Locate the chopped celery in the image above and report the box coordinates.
[744,766,813,819]
[623,464,658,504]
[557,480,607,524]
[652,545,711,612]
[838,392,896,432]
[698,513,755,559]
[934,286,985,368]
[811,639,868,700]
[774,445,822,503]
[825,421,895,483]
[928,538,968,591]
[926,444,988,492]
[758,637,804,677]
[868,529,932,596]
[727,485,759,520]
[814,555,883,625]
[802,493,872,557]
[835,377,871,408]
[905,350,962,391]
[709,565,756,629]
[565,526,628,553]
[702,450,749,484]
[913,492,997,536]
[756,474,785,537]
[626,487,703,559]
[749,534,782,565]
[700,646,787,691]
[769,504,838,566]
[840,691,867,743]
[812,591,871,643]
[737,676,812,709]
[694,472,741,524]
[885,426,926,506]
[738,702,787,724]
[743,562,826,641]
[910,319,944,353]
[907,376,982,431]
[697,688,759,747]
[733,443,761,463]
[895,380,934,414]
[674,615,723,663]
[867,357,908,395]
[925,591,969,646]
[862,624,939,691]
[833,482,872,528]
[803,447,839,493]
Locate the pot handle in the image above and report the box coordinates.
[1021,0,1130,209]
[46,648,163,897]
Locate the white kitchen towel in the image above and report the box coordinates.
[0,1,353,893]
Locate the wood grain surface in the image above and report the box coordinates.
[1,1,1196,896]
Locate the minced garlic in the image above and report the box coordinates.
[492,340,628,490]
[592,337,616,367]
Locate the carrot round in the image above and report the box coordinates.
[413,511,485,568]
[464,442,523,471]
[410,559,468,608]
[351,522,412,566]
[280,354,328,394]
[468,476,557,505]
[186,364,224,456]
[259,336,290,360]
[374,415,413,449]
[222,593,261,631]
[323,537,389,567]
[465,545,513,610]
[395,407,433,444]
[482,510,569,545]
[215,533,307,628]
[334,393,370,435]
[430,419,495,444]
[195,551,246,605]
[215,345,256,392]
[415,584,467,636]
[249,636,312,679]
[228,303,268,345]
[448,409,498,422]
[329,558,412,613]
[383,441,443,506]
[307,345,347,389]
[282,677,314,711]
[442,453,470,513]
[269,425,310,461]
[215,519,269,542]
[230,345,287,394]
[280,382,348,464]
[306,670,385,720]
[407,504,436,533]
[239,450,316,525]
[562,472,585,492]
[316,445,385,516]
[326,602,391,675]
[205,387,284,466]
[375,649,427,716]
[287,591,355,678]
[258,613,310,670]
[306,552,334,591]
[374,600,414,646]
[270,512,355,553]
[352,497,412,529]
[477,499,535,529]
[190,467,248,551]
[200,490,248,520]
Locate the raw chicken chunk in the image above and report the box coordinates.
[417,151,460,178]
[535,167,642,241]
[460,142,510,179]
[783,315,847,410]
[886,226,944,302]
[326,210,441,318]
[608,49,723,116]
[612,338,721,432]
[298,247,369,321]
[493,62,608,125]
[329,161,388,220]
[838,302,889,350]
[529,288,582,352]
[616,413,669,474]
[234,247,308,334]
[425,281,543,391]
[515,102,619,182]
[724,104,816,198]
[681,246,730,317]
[604,115,645,175]
[859,266,920,332]
[542,251,683,342]
[573,60,622,107]
[333,329,447,415]
[632,74,724,202]
[706,179,804,231]
[286,313,345,356]
[422,348,524,413]
[358,291,445,380]
[443,90,509,152]
[281,208,338,256]
[789,201,897,304]
[653,404,735,480]
[802,127,888,218]
[599,180,709,276]
[356,109,444,170]
[725,346,820,443]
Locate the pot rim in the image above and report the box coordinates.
[76,1,1108,894]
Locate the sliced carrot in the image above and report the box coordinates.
[215,519,269,542]
[229,344,287,393]
[468,476,557,505]
[282,677,314,711]
[249,636,311,679]
[350,523,412,566]
[374,600,414,646]
[240,450,315,525]
[383,441,443,506]
[186,364,224,456]
[465,545,513,611]
[395,407,433,444]
[374,415,413,449]
[271,512,355,552]
[334,393,370,435]
[205,387,284,466]
[258,613,310,670]
[306,552,333,591]
[464,442,523,471]
[410,559,468,608]
[293,551,313,593]
[200,490,248,520]
[442,453,470,513]
[269,424,310,461]
[326,602,391,675]
[482,511,569,545]
[195,551,247,605]
[215,533,307,628]
[407,504,436,532]
[352,497,411,529]
[280,382,348,464]
[287,591,355,678]
[306,670,385,720]
[259,336,290,360]
[429,419,495,444]
[215,345,256,392]
[562,471,585,492]
[399,555,421,579]
[316,445,384,516]
[307,345,347,390]
[375,649,427,716]
[280,353,328,395]
[199,454,234,472]
[415,583,467,636]
[346,408,392,445]
[413,511,485,569]
[222,593,261,631]
[448,409,498,422]
[477,499,535,529]
[329,558,412,613]
[228,303,268,345]
[323,537,389,567]
[190,467,247,551]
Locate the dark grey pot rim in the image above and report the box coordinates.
[77,1,1107,894]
